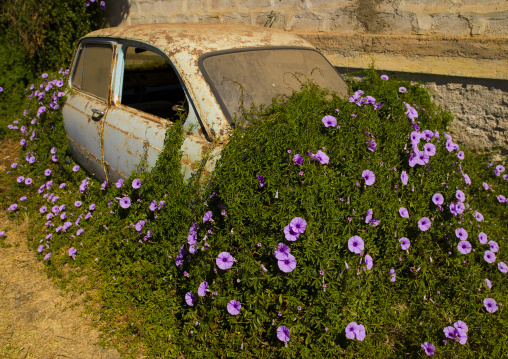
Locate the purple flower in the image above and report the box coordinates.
[463,173,471,185]
[399,207,409,219]
[68,247,77,259]
[421,342,435,356]
[74,201,82,208]
[115,179,124,188]
[284,224,299,241]
[422,130,434,141]
[457,241,472,255]
[44,253,51,260]
[322,115,337,127]
[11,162,17,169]
[16,176,25,183]
[277,326,290,342]
[149,200,157,211]
[366,139,377,152]
[411,131,421,143]
[203,211,213,223]
[457,151,465,160]
[72,165,80,172]
[374,102,382,110]
[315,150,329,165]
[399,237,410,250]
[278,253,297,273]
[488,240,499,253]
[289,217,307,234]
[484,250,496,263]
[456,190,465,202]
[345,322,358,339]
[360,255,372,271]
[132,178,141,189]
[401,170,408,185]
[39,206,47,213]
[474,211,484,222]
[8,204,18,211]
[76,229,84,236]
[89,203,96,211]
[418,217,431,231]
[348,236,364,254]
[399,87,407,93]
[484,298,498,313]
[37,245,43,253]
[119,197,131,209]
[389,268,396,282]
[51,155,58,162]
[484,278,492,289]
[497,195,506,203]
[423,143,436,157]
[44,169,51,176]
[405,103,418,120]
[293,154,303,165]
[185,292,196,306]
[483,182,491,191]
[216,252,235,270]
[498,262,508,273]
[455,228,468,240]
[197,281,208,296]
[365,208,380,227]
[257,174,266,187]
[362,170,375,186]
[227,299,241,315]
[416,151,429,165]
[496,165,505,173]
[59,183,66,189]
[274,242,290,260]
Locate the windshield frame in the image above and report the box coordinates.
[198,46,345,126]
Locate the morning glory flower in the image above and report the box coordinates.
[76,229,84,236]
[89,204,96,211]
[216,252,235,270]
[362,170,375,186]
[289,217,307,234]
[277,326,290,342]
[463,173,471,185]
[74,201,82,208]
[59,183,66,189]
[365,208,380,227]
[345,322,358,339]
[456,190,465,202]
[381,75,389,80]
[44,253,51,260]
[457,151,465,160]
[37,245,43,253]
[497,195,506,203]
[274,242,290,260]
[365,255,373,269]
[119,197,131,209]
[482,182,491,191]
[458,241,472,255]
[51,155,58,162]
[488,240,499,253]
[410,131,421,143]
[16,176,25,183]
[389,269,396,282]
[399,207,409,219]
[405,104,418,120]
[483,298,498,313]
[44,169,51,176]
[348,236,364,254]
[315,150,329,165]
[484,250,496,263]
[474,211,484,222]
[8,204,18,211]
[322,115,337,127]
[278,253,297,273]
[421,342,435,356]
[227,299,241,315]
[203,211,213,223]
[399,237,410,250]
[185,292,196,306]
[455,202,465,214]
[72,165,80,172]
[115,179,124,188]
[197,281,208,296]
[496,165,505,173]
[416,151,429,165]
[418,217,431,231]
[444,326,459,339]
[401,171,408,185]
[445,141,455,152]
[399,87,407,93]
[484,278,492,289]
[149,200,157,211]
[293,154,303,165]
[366,139,376,152]
[68,247,77,259]
[455,228,468,240]
[132,178,141,189]
[422,130,433,141]
[498,262,507,273]
[423,143,436,156]
[284,224,299,241]
[257,174,266,187]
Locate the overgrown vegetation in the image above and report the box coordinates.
[0,0,105,138]
[1,69,507,358]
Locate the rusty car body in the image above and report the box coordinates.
[63,23,348,183]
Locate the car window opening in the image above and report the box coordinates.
[71,44,112,101]
[121,47,188,120]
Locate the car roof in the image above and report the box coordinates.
[82,24,318,141]
[83,23,314,58]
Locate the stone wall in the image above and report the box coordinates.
[106,0,508,152]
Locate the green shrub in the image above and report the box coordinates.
[2,70,507,358]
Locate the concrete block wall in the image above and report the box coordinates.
[106,0,508,153]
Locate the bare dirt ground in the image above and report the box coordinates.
[0,139,122,359]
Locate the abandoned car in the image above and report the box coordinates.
[63,23,348,183]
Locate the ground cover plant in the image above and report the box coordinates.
[1,68,507,358]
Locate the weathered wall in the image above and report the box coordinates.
[106,0,508,152]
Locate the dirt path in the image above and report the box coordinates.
[0,139,122,358]
[0,214,122,359]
